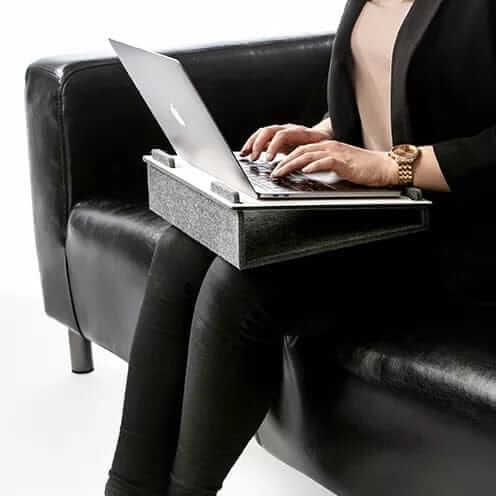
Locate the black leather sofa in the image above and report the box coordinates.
[26,34,496,496]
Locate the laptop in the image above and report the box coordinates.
[109,39,401,200]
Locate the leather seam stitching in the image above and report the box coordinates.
[52,71,85,337]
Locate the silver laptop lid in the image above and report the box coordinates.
[109,39,257,198]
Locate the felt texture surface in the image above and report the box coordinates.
[147,162,429,270]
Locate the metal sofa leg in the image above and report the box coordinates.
[68,328,94,374]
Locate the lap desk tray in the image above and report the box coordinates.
[144,150,431,270]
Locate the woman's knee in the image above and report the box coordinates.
[153,226,213,270]
[191,256,283,345]
[149,226,215,296]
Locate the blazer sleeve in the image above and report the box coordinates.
[433,125,496,195]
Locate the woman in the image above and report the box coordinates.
[105,1,496,494]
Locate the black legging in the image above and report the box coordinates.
[104,226,438,496]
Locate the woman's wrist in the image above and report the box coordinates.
[382,152,400,186]
[381,145,451,191]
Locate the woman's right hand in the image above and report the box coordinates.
[240,123,333,162]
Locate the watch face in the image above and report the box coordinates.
[393,144,419,162]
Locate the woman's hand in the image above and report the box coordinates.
[240,123,332,162]
[271,140,399,187]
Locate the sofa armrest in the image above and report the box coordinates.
[25,33,333,329]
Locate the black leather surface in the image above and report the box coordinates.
[257,328,496,496]
[337,324,496,421]
[66,199,170,359]
[25,33,333,332]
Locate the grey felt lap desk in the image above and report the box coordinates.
[144,151,431,270]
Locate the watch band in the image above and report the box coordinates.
[388,144,420,186]
[397,162,414,186]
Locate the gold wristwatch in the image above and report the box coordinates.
[388,144,420,186]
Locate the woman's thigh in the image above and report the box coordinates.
[129,226,216,364]
[191,234,439,343]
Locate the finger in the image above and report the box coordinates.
[251,126,282,160]
[240,129,263,156]
[265,130,295,161]
[241,125,281,156]
[273,143,325,174]
[271,152,327,177]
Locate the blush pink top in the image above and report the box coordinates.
[351,0,414,151]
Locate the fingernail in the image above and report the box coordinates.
[302,166,311,172]
[266,153,274,161]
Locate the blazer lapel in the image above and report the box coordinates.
[391,0,445,144]
[332,0,367,71]
[327,0,366,145]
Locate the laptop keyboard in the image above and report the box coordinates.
[238,157,337,193]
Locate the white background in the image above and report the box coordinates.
[1,1,346,494]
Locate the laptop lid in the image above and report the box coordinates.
[109,39,257,198]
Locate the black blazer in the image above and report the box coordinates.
[326,0,496,306]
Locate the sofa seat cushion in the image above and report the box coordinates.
[259,326,496,496]
[336,315,496,420]
[66,198,171,360]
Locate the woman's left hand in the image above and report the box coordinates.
[271,140,399,187]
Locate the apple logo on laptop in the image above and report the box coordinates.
[170,103,186,127]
